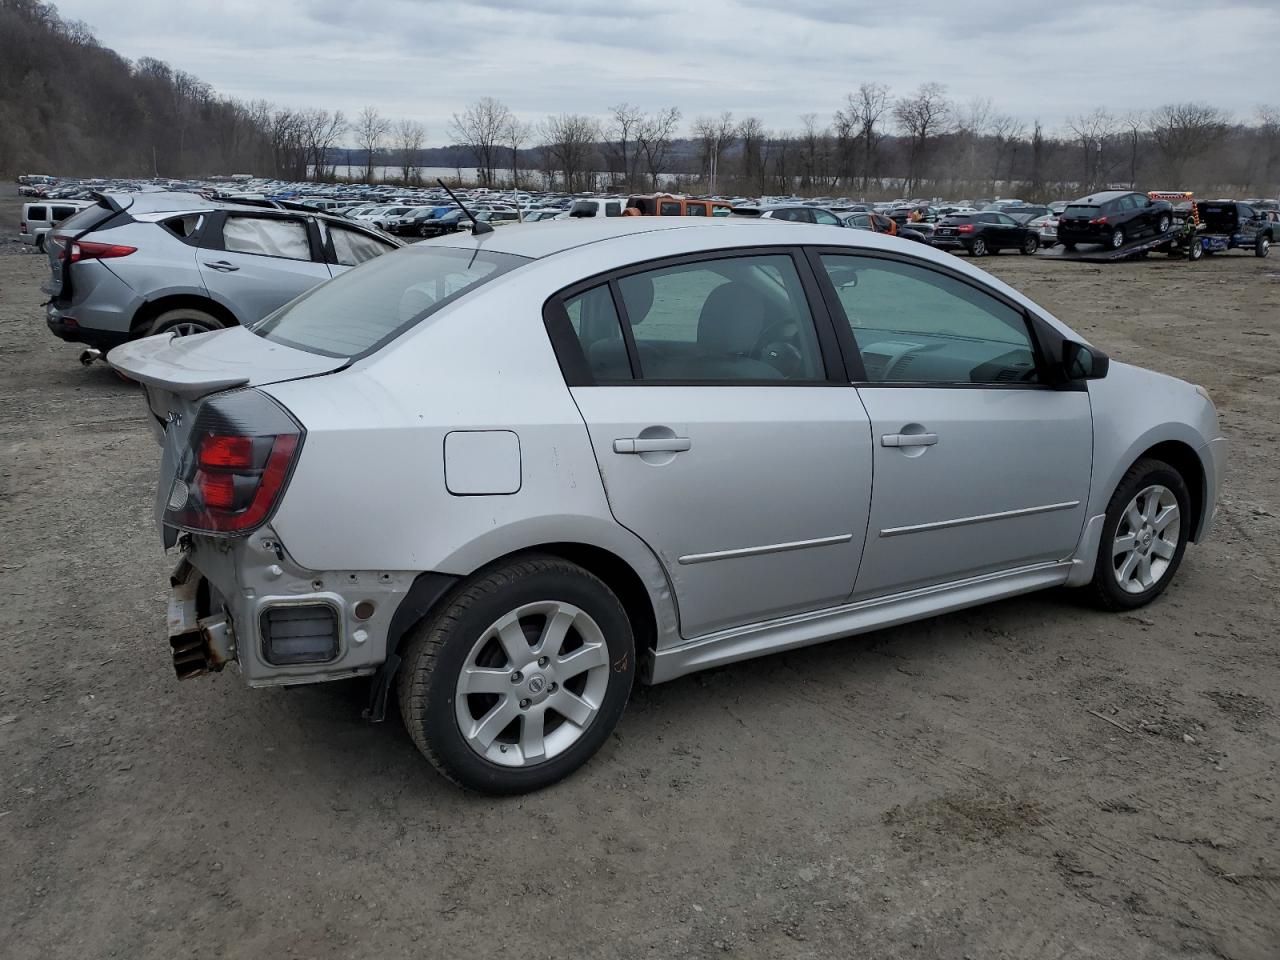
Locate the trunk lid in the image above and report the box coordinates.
[108,325,346,403]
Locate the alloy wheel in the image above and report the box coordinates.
[455,600,611,767]
[169,321,212,337]
[1112,484,1180,594]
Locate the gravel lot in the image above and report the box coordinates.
[2,188,1277,959]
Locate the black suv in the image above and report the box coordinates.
[931,211,1039,256]
[1057,191,1173,251]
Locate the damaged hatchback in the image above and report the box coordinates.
[111,217,1226,794]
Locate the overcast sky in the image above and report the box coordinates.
[55,0,1279,147]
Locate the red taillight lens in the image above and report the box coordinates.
[199,434,254,469]
[957,223,975,234]
[68,240,137,263]
[1088,216,1108,225]
[165,391,303,535]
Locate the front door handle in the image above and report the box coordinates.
[882,432,938,448]
[203,260,240,272]
[613,437,692,454]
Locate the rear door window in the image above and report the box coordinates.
[51,205,77,221]
[222,215,312,260]
[611,253,826,382]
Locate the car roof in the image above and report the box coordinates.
[1074,191,1132,203]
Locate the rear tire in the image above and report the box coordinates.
[148,307,224,338]
[1020,234,1039,255]
[35,235,46,253]
[1063,242,1077,252]
[1087,458,1190,611]
[970,237,987,257]
[397,554,635,794]
[1110,227,1126,249]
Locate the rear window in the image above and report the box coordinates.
[27,206,47,221]
[1063,205,1098,218]
[252,246,529,358]
[54,202,120,234]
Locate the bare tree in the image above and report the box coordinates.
[451,97,513,187]
[846,82,891,192]
[507,117,532,190]
[1256,105,1280,194]
[539,113,599,192]
[635,106,681,190]
[1066,108,1119,191]
[394,118,425,184]
[605,102,643,190]
[1119,110,1147,189]
[1149,102,1230,186]
[989,114,1025,191]
[893,82,951,193]
[354,105,390,181]
[300,108,346,181]
[738,116,769,194]
[692,111,735,192]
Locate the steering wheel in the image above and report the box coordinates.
[752,320,804,377]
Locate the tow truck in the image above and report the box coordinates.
[1151,191,1273,260]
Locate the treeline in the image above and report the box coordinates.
[3,0,1278,201]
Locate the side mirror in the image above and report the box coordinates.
[1062,340,1109,381]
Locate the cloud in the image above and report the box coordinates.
[52,0,1280,146]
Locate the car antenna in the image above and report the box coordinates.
[437,178,492,235]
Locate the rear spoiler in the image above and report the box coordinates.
[88,191,134,214]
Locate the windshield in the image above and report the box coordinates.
[253,246,531,358]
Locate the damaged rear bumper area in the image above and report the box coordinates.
[165,527,421,689]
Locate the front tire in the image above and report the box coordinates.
[1021,234,1039,255]
[1257,235,1270,258]
[397,555,635,794]
[1157,214,1171,234]
[1189,240,1203,261]
[1088,458,1190,611]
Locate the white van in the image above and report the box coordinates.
[567,197,625,218]
[20,200,91,251]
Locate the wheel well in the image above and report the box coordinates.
[521,543,659,655]
[1137,440,1206,541]
[131,294,239,334]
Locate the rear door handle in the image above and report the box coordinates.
[882,433,938,448]
[613,437,692,454]
[203,260,240,272]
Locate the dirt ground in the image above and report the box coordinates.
[1,187,1277,960]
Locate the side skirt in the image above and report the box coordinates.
[647,560,1073,684]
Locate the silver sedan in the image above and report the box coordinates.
[111,217,1226,793]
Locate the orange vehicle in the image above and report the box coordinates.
[624,194,734,217]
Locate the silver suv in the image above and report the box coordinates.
[43,192,401,352]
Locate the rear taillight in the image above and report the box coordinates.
[19,221,26,232]
[68,239,137,263]
[165,390,303,535]
[957,223,975,234]
[1089,216,1108,225]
